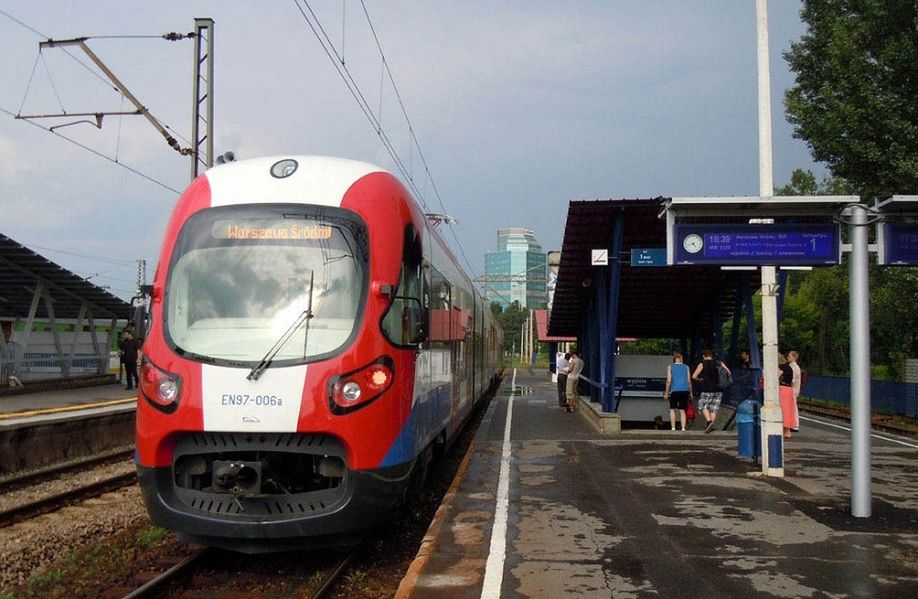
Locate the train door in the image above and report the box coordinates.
[428,267,453,435]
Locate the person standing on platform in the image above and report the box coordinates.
[788,351,802,400]
[556,352,571,408]
[119,330,139,391]
[565,351,584,413]
[692,349,729,434]
[664,350,692,431]
[778,354,799,439]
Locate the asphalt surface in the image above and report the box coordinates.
[400,369,918,598]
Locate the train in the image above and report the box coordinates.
[135,155,503,552]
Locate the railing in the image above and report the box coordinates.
[1,343,110,382]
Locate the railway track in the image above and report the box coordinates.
[118,544,361,599]
[798,399,917,438]
[0,470,137,527]
[0,446,134,494]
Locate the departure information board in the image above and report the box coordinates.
[881,223,918,265]
[673,223,840,265]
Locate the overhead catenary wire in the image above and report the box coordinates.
[292,0,477,275]
[23,243,135,267]
[1,7,119,92]
[357,0,476,275]
[1,106,182,194]
[4,9,195,160]
[291,0,427,211]
[360,0,474,272]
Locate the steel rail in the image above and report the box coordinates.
[120,548,213,599]
[0,447,134,493]
[0,471,136,527]
[310,544,362,599]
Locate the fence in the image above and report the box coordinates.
[802,375,918,419]
[0,342,111,383]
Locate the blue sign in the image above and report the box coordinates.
[883,223,918,265]
[630,248,667,267]
[674,223,840,265]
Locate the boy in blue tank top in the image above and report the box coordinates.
[664,350,693,431]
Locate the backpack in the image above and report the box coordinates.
[717,362,733,390]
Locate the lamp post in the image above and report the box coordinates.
[755,0,784,476]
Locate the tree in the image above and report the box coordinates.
[784,0,918,198]
[776,168,917,379]
[774,168,852,196]
[493,301,528,356]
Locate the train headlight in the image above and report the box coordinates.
[140,358,182,414]
[341,382,362,402]
[158,379,179,403]
[329,357,395,415]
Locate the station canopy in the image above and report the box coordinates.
[548,199,741,340]
[0,232,131,320]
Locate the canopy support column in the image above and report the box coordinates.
[603,212,624,413]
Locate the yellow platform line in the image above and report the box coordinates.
[0,397,136,420]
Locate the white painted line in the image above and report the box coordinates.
[799,415,918,449]
[511,367,517,390]
[481,393,514,598]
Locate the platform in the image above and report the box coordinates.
[0,382,135,427]
[397,369,918,598]
[0,383,136,474]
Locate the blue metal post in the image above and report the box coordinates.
[588,295,600,403]
[713,303,724,361]
[605,213,624,413]
[596,263,610,408]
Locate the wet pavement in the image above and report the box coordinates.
[398,370,918,598]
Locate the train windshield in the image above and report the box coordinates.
[164,204,368,366]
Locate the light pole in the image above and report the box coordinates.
[756,0,784,477]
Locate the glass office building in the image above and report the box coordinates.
[484,228,547,309]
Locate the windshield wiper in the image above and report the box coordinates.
[247,272,315,381]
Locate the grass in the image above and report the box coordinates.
[135,525,170,548]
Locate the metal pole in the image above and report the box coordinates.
[756,0,784,476]
[191,18,215,180]
[849,204,872,517]
[529,309,534,362]
[520,319,525,363]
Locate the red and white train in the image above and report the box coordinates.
[136,156,502,552]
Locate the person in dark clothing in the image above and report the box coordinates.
[119,330,140,390]
[692,348,730,434]
[556,352,571,408]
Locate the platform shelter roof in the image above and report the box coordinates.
[548,199,739,339]
[0,233,132,320]
[534,309,576,343]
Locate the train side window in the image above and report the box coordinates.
[381,224,427,346]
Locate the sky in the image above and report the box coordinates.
[0,1,824,301]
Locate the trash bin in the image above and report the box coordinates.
[736,399,761,459]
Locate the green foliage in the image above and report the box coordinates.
[869,267,918,378]
[494,301,528,355]
[780,268,850,375]
[774,168,852,196]
[783,0,918,197]
[619,339,671,355]
[27,571,64,595]
[774,171,918,379]
[135,526,169,548]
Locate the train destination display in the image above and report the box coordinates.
[881,222,918,265]
[673,223,840,265]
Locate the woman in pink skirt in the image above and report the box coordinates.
[778,354,799,439]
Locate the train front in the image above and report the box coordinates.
[136,156,422,552]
